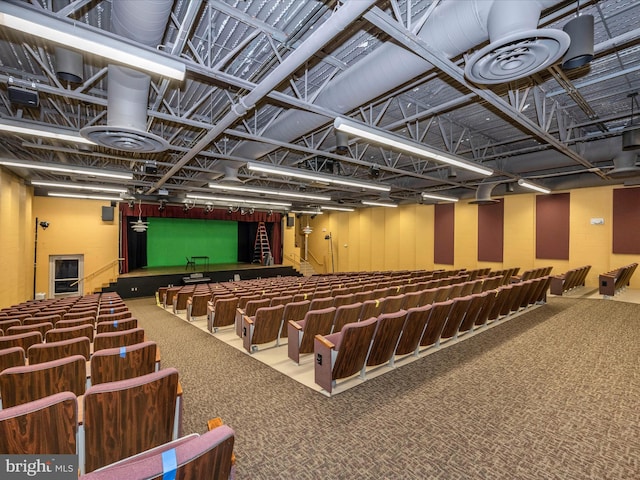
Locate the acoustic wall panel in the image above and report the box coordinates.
[477,200,504,262]
[613,187,640,254]
[434,203,454,265]
[536,193,570,260]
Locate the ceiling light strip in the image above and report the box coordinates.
[186,193,291,207]
[31,181,128,193]
[0,159,133,180]
[362,200,397,208]
[246,162,390,192]
[320,206,356,212]
[0,2,185,81]
[48,192,121,201]
[517,179,551,194]
[208,183,331,201]
[421,192,459,202]
[0,120,95,145]
[334,117,493,177]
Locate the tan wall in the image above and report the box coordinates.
[283,185,640,288]
[0,168,33,307]
[33,197,120,298]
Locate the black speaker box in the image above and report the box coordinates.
[286,215,295,227]
[102,206,114,222]
[8,86,39,107]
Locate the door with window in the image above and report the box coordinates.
[49,255,84,297]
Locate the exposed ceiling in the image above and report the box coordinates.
[1,0,639,212]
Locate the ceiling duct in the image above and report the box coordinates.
[469,183,500,204]
[53,1,83,83]
[81,0,172,153]
[221,165,242,183]
[464,0,570,84]
[231,0,565,162]
[608,151,640,178]
[622,93,640,151]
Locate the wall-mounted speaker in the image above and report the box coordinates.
[8,86,39,107]
[102,206,114,222]
[286,215,295,227]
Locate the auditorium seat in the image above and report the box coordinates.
[308,296,334,311]
[332,293,354,308]
[381,294,405,314]
[331,302,362,333]
[0,392,77,455]
[394,305,432,361]
[235,298,270,337]
[287,306,336,364]
[402,290,423,309]
[23,314,62,326]
[164,287,181,309]
[173,289,194,314]
[359,298,385,323]
[0,318,21,331]
[242,304,286,353]
[46,323,95,343]
[419,300,453,351]
[56,316,96,329]
[0,355,86,408]
[28,337,92,364]
[456,292,487,336]
[79,425,234,480]
[0,346,25,375]
[82,368,180,474]
[208,296,239,333]
[364,309,408,373]
[440,295,473,342]
[0,331,43,353]
[90,341,157,385]
[279,299,311,339]
[96,311,133,323]
[96,318,138,334]
[314,316,378,395]
[93,328,145,352]
[7,321,53,339]
[186,293,210,321]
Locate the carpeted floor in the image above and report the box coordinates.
[126,296,640,479]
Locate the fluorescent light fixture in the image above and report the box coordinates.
[0,158,133,180]
[0,2,185,81]
[517,178,551,194]
[208,183,331,202]
[320,205,356,212]
[246,162,390,193]
[186,193,291,207]
[421,192,459,202]
[48,192,121,201]
[31,180,127,194]
[334,117,493,177]
[362,200,397,208]
[0,119,95,145]
[291,210,324,215]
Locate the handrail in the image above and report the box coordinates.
[306,250,324,266]
[70,258,124,287]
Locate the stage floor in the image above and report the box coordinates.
[121,262,283,278]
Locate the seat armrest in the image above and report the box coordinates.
[289,320,302,331]
[314,334,334,349]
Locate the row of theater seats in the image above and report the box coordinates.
[313,276,551,393]
[160,267,501,320]
[160,268,550,394]
[0,292,235,479]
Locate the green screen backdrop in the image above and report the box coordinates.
[146,217,238,267]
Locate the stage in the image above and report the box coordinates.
[108,263,301,298]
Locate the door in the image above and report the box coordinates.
[49,255,84,298]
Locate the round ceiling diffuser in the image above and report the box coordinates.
[465,29,570,85]
[81,126,169,153]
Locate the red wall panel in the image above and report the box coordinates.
[477,200,504,262]
[613,187,640,254]
[434,203,455,265]
[536,193,570,260]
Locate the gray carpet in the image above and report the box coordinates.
[125,297,640,479]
